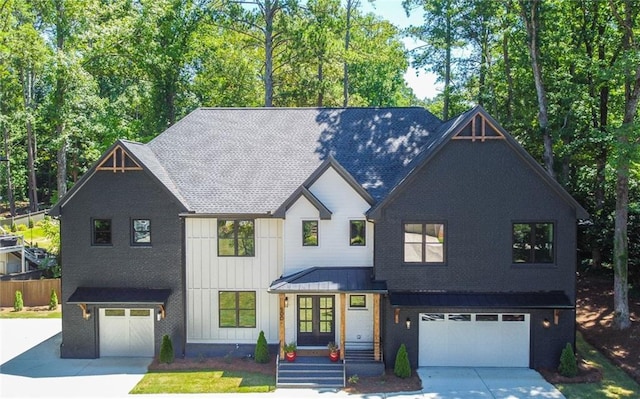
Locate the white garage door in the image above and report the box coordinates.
[419,313,530,367]
[99,308,154,357]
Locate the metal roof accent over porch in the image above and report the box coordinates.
[67,287,172,305]
[269,266,387,293]
[389,290,573,309]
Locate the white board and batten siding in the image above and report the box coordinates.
[186,218,283,344]
[283,166,374,274]
[282,293,375,349]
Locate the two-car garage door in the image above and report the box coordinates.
[99,308,154,357]
[418,313,530,367]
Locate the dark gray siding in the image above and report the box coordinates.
[375,139,579,369]
[59,170,185,358]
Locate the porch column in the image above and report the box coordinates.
[373,293,381,361]
[279,294,285,358]
[340,293,346,360]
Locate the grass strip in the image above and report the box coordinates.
[130,369,276,394]
[557,332,640,398]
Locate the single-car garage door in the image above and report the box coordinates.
[419,313,530,367]
[99,308,154,357]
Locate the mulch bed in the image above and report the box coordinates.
[576,273,640,385]
[538,357,603,384]
[147,356,421,394]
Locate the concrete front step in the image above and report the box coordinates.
[277,357,345,388]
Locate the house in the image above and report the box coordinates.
[49,106,587,377]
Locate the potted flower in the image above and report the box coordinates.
[327,342,340,362]
[284,341,297,362]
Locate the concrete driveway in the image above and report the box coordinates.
[1,319,564,399]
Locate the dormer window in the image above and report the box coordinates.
[302,220,318,246]
[350,220,366,246]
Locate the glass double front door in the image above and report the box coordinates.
[297,295,335,346]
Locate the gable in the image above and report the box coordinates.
[451,112,505,142]
[96,145,143,172]
[368,106,588,220]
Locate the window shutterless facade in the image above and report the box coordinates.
[131,219,151,246]
[302,220,318,246]
[350,220,366,246]
[218,220,255,256]
[512,222,554,263]
[403,222,445,263]
[92,218,112,245]
[218,291,256,328]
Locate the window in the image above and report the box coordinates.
[512,222,554,263]
[403,223,445,263]
[131,219,151,245]
[92,219,112,245]
[302,220,318,246]
[218,220,255,256]
[350,220,366,246]
[219,291,256,328]
[349,295,366,308]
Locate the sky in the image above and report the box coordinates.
[359,0,440,100]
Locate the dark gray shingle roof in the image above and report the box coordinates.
[269,267,387,293]
[145,107,443,214]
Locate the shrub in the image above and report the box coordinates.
[14,290,23,311]
[394,343,411,378]
[254,330,269,363]
[16,224,27,231]
[49,289,58,310]
[28,218,34,229]
[558,343,578,377]
[159,335,174,364]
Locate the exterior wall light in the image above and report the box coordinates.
[284,296,289,308]
[405,317,411,330]
[542,318,551,328]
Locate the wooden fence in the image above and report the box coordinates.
[0,279,61,307]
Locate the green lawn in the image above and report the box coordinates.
[556,333,640,399]
[130,370,276,394]
[0,308,61,318]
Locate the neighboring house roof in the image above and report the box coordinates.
[269,266,388,293]
[389,291,573,309]
[145,107,443,214]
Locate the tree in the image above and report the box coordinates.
[393,343,411,378]
[610,0,640,330]
[404,0,465,119]
[518,0,554,178]
[254,330,269,363]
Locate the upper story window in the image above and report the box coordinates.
[403,222,445,263]
[512,222,554,264]
[302,220,318,246]
[218,220,255,256]
[131,219,151,246]
[350,220,366,246]
[92,219,112,246]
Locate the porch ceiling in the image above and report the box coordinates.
[389,290,573,309]
[269,266,387,293]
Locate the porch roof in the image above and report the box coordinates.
[67,287,172,305]
[389,290,573,309]
[269,267,387,293]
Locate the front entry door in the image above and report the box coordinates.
[297,296,335,346]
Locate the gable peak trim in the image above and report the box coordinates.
[96,144,143,173]
[451,113,505,142]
